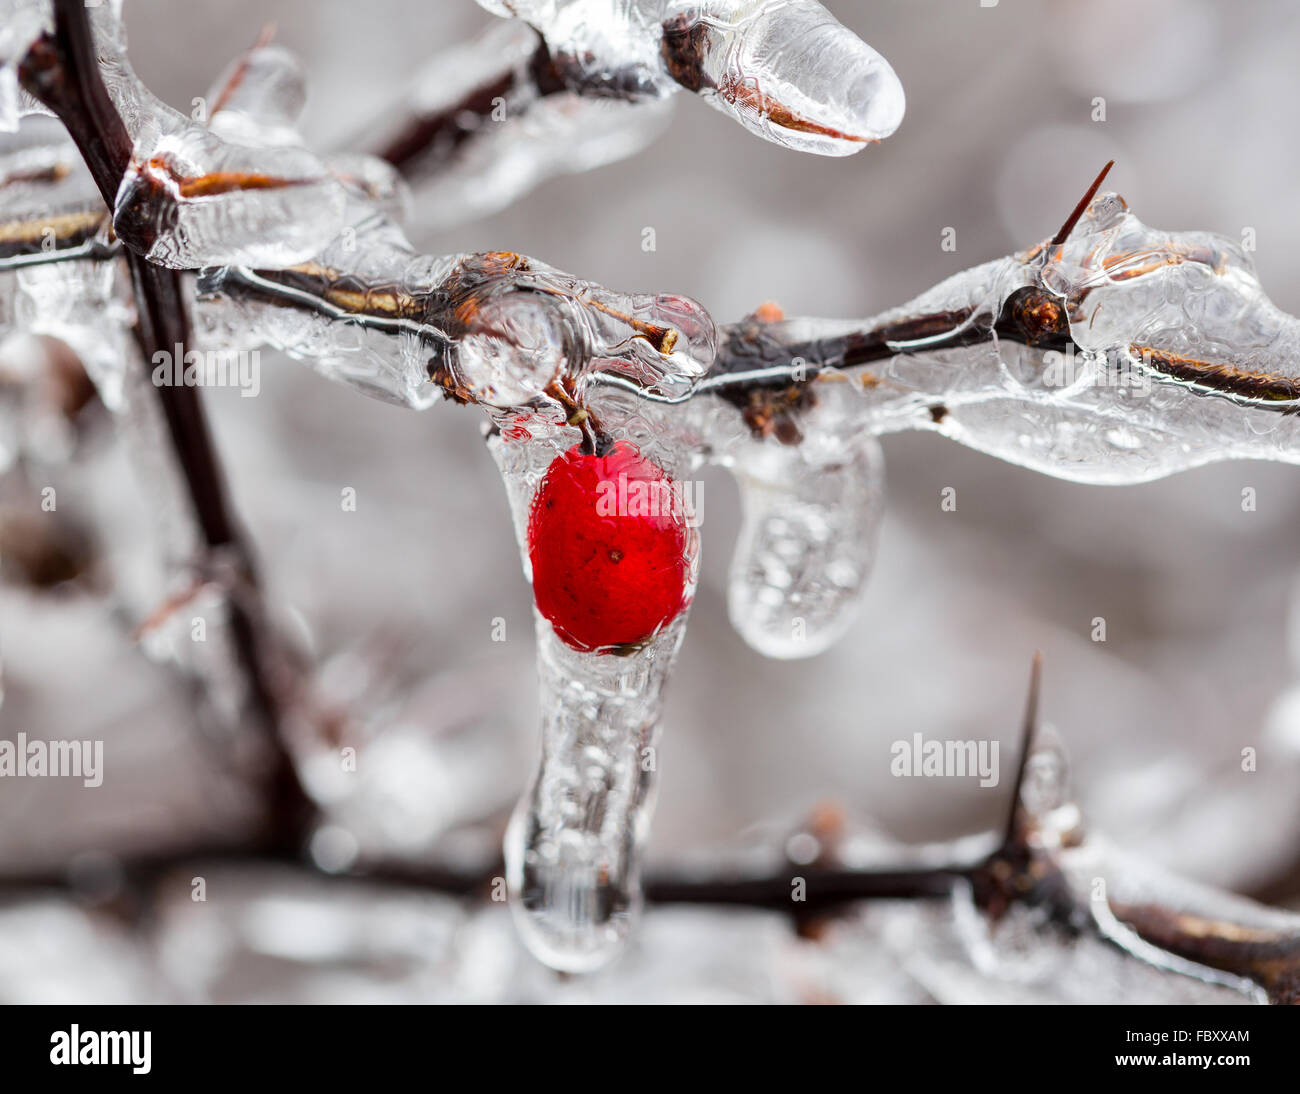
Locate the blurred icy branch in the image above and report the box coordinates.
[2,656,1295,1002]
[13,0,313,836]
[362,0,904,227]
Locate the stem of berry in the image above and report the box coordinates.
[544,377,609,456]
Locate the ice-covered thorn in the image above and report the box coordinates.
[205,26,308,148]
[1002,652,1043,850]
[1049,159,1115,247]
[208,24,280,118]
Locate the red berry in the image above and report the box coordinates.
[527,442,693,652]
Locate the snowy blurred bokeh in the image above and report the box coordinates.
[3,0,1300,1002]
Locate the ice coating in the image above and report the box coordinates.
[659,0,905,154]
[0,0,54,132]
[408,92,672,232]
[0,127,130,404]
[0,122,114,270]
[489,416,698,972]
[204,40,308,148]
[944,720,1295,1003]
[114,127,347,270]
[57,4,348,270]
[377,21,673,230]
[476,0,904,154]
[725,432,883,659]
[197,220,716,411]
[698,194,1300,484]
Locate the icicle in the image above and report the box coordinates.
[476,0,904,154]
[726,434,884,659]
[488,414,699,972]
[504,621,686,972]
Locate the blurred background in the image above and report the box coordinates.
[3,0,1300,1002]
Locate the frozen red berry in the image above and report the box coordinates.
[527,441,692,652]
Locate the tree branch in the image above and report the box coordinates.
[19,0,312,843]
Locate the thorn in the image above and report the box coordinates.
[1049,160,1115,248]
[1001,652,1042,849]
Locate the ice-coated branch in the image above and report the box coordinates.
[16,0,313,836]
[2,658,1294,1002]
[9,0,1300,985]
[15,153,1300,490]
[360,19,671,230]
[359,0,903,226]
[473,0,904,154]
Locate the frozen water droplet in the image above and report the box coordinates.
[726,435,884,659]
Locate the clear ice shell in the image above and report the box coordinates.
[488,424,697,971]
[205,41,308,148]
[725,434,884,659]
[396,21,674,231]
[476,0,904,154]
[49,3,349,270]
[196,225,716,413]
[113,125,347,270]
[663,0,905,154]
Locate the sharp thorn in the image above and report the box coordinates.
[1050,160,1115,248]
